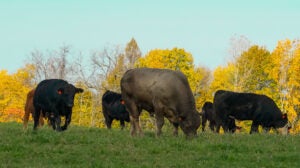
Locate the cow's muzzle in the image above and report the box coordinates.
[277,123,291,135]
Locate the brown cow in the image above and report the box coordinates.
[23,89,46,129]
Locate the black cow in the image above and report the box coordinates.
[121,68,200,137]
[213,90,289,134]
[102,90,130,129]
[33,79,84,131]
[201,102,216,132]
[201,101,241,133]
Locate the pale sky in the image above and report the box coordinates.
[1,0,299,73]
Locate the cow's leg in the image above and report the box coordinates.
[209,122,215,132]
[23,109,30,129]
[202,116,207,132]
[228,119,236,133]
[155,112,164,136]
[33,107,41,130]
[216,124,221,133]
[120,120,125,130]
[55,115,62,132]
[263,127,271,133]
[47,112,56,130]
[105,117,113,129]
[221,120,230,133]
[39,112,44,127]
[126,99,142,136]
[61,112,72,131]
[250,122,259,134]
[172,123,179,136]
[103,107,112,129]
[50,109,62,132]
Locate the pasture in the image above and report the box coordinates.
[0,122,299,168]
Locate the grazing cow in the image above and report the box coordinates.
[33,79,84,131]
[201,101,241,133]
[102,90,130,129]
[121,68,200,137]
[201,102,217,132]
[213,90,289,134]
[23,89,45,129]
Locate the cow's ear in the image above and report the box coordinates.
[57,88,63,95]
[282,113,288,119]
[120,99,125,105]
[75,87,84,93]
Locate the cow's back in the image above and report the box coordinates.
[102,90,122,104]
[121,68,195,113]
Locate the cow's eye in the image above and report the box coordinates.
[58,90,63,95]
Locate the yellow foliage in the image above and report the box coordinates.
[0,68,33,123]
[210,64,236,93]
[135,48,211,110]
[270,39,300,128]
[135,47,195,87]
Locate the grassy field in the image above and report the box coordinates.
[0,122,299,168]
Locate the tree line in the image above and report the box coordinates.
[0,36,299,133]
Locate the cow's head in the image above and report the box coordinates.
[57,84,84,107]
[179,111,201,137]
[276,113,290,135]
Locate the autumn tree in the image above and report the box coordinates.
[193,66,212,108]
[235,45,273,93]
[0,67,34,122]
[125,38,142,69]
[210,45,273,133]
[136,47,211,109]
[289,41,300,132]
[228,35,251,91]
[270,39,300,132]
[211,45,272,93]
[136,48,195,83]
[210,63,236,93]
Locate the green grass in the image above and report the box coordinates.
[0,122,299,168]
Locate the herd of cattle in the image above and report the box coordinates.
[23,68,291,136]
